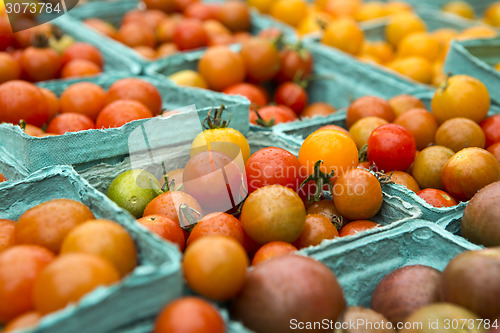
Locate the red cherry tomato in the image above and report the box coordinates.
[339,220,380,237]
[223,83,268,107]
[274,82,308,115]
[172,18,208,51]
[184,2,219,21]
[480,114,500,148]
[367,124,416,172]
[245,147,304,193]
[0,19,14,51]
[275,47,313,83]
[249,105,297,126]
[416,189,458,208]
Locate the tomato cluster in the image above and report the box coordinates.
[0,14,104,83]
[0,77,162,135]
[0,199,137,330]
[84,0,252,60]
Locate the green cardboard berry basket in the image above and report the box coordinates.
[406,1,498,17]
[0,73,250,193]
[0,165,182,333]
[66,0,296,72]
[145,41,429,133]
[300,219,481,307]
[444,37,500,105]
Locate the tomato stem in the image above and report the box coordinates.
[203,105,231,129]
[374,170,394,185]
[358,144,368,163]
[299,160,335,202]
[178,204,201,232]
[30,32,50,49]
[254,109,275,127]
[18,119,26,131]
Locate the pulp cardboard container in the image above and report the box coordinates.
[67,0,296,72]
[0,74,249,193]
[444,37,500,105]
[0,166,182,333]
[405,1,497,16]
[300,220,481,306]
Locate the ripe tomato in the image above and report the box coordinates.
[416,189,458,208]
[223,83,268,107]
[172,18,208,51]
[0,18,14,51]
[185,2,219,21]
[39,88,60,121]
[240,185,306,244]
[299,129,359,180]
[143,0,176,13]
[175,0,200,12]
[187,212,245,247]
[137,215,185,251]
[61,59,101,79]
[270,0,308,27]
[250,105,297,126]
[0,245,55,323]
[389,94,427,117]
[156,17,181,44]
[339,220,380,237]
[47,113,95,134]
[19,46,61,82]
[317,124,350,137]
[154,297,224,333]
[274,82,308,115]
[96,100,153,128]
[183,150,244,213]
[333,168,383,220]
[387,171,420,193]
[480,115,500,148]
[275,47,313,83]
[3,311,41,332]
[183,236,248,301]
[0,52,20,83]
[84,18,119,40]
[251,241,297,266]
[0,81,49,127]
[198,46,246,91]
[394,108,438,151]
[293,214,339,249]
[62,43,104,69]
[441,147,500,201]
[301,103,336,119]
[349,116,389,150]
[368,124,416,172]
[240,37,281,82]
[0,219,15,252]
[217,1,251,32]
[118,23,156,48]
[106,78,163,116]
[245,147,303,193]
[346,96,395,129]
[60,82,106,121]
[488,143,500,164]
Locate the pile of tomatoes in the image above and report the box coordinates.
[0,199,138,331]
[84,0,252,60]
[0,14,104,83]
[0,77,162,136]
[168,35,341,127]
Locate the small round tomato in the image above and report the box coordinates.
[0,18,14,51]
[240,185,306,244]
[96,100,152,129]
[183,150,244,214]
[0,52,20,83]
[245,147,303,193]
[154,297,224,333]
[368,124,417,172]
[394,108,438,151]
[61,59,101,79]
[442,147,500,201]
[144,191,203,226]
[143,0,176,13]
[299,129,359,180]
[274,82,308,115]
[183,236,248,301]
[251,241,297,266]
[187,212,245,247]
[488,142,500,164]
[349,116,389,150]
[62,43,104,69]
[306,200,346,231]
[250,105,297,126]
[174,0,200,12]
[301,102,336,119]
[339,220,380,237]
[223,83,268,107]
[333,168,383,220]
[217,1,251,32]
[198,46,246,91]
[416,189,458,208]
[387,171,420,193]
[20,46,62,82]
[275,47,313,83]
[240,37,281,82]
[346,96,395,129]
[184,2,219,21]
[293,214,339,249]
[47,113,95,134]
[172,18,208,51]
[137,215,186,251]
[106,78,163,116]
[60,82,106,121]
[480,115,500,148]
[118,23,156,48]
[0,81,49,127]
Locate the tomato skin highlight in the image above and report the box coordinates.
[367,124,416,172]
[274,82,308,115]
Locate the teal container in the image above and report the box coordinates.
[67,0,296,72]
[51,14,141,77]
[444,37,500,105]
[406,1,497,16]
[0,74,249,193]
[0,166,182,333]
[301,220,481,307]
